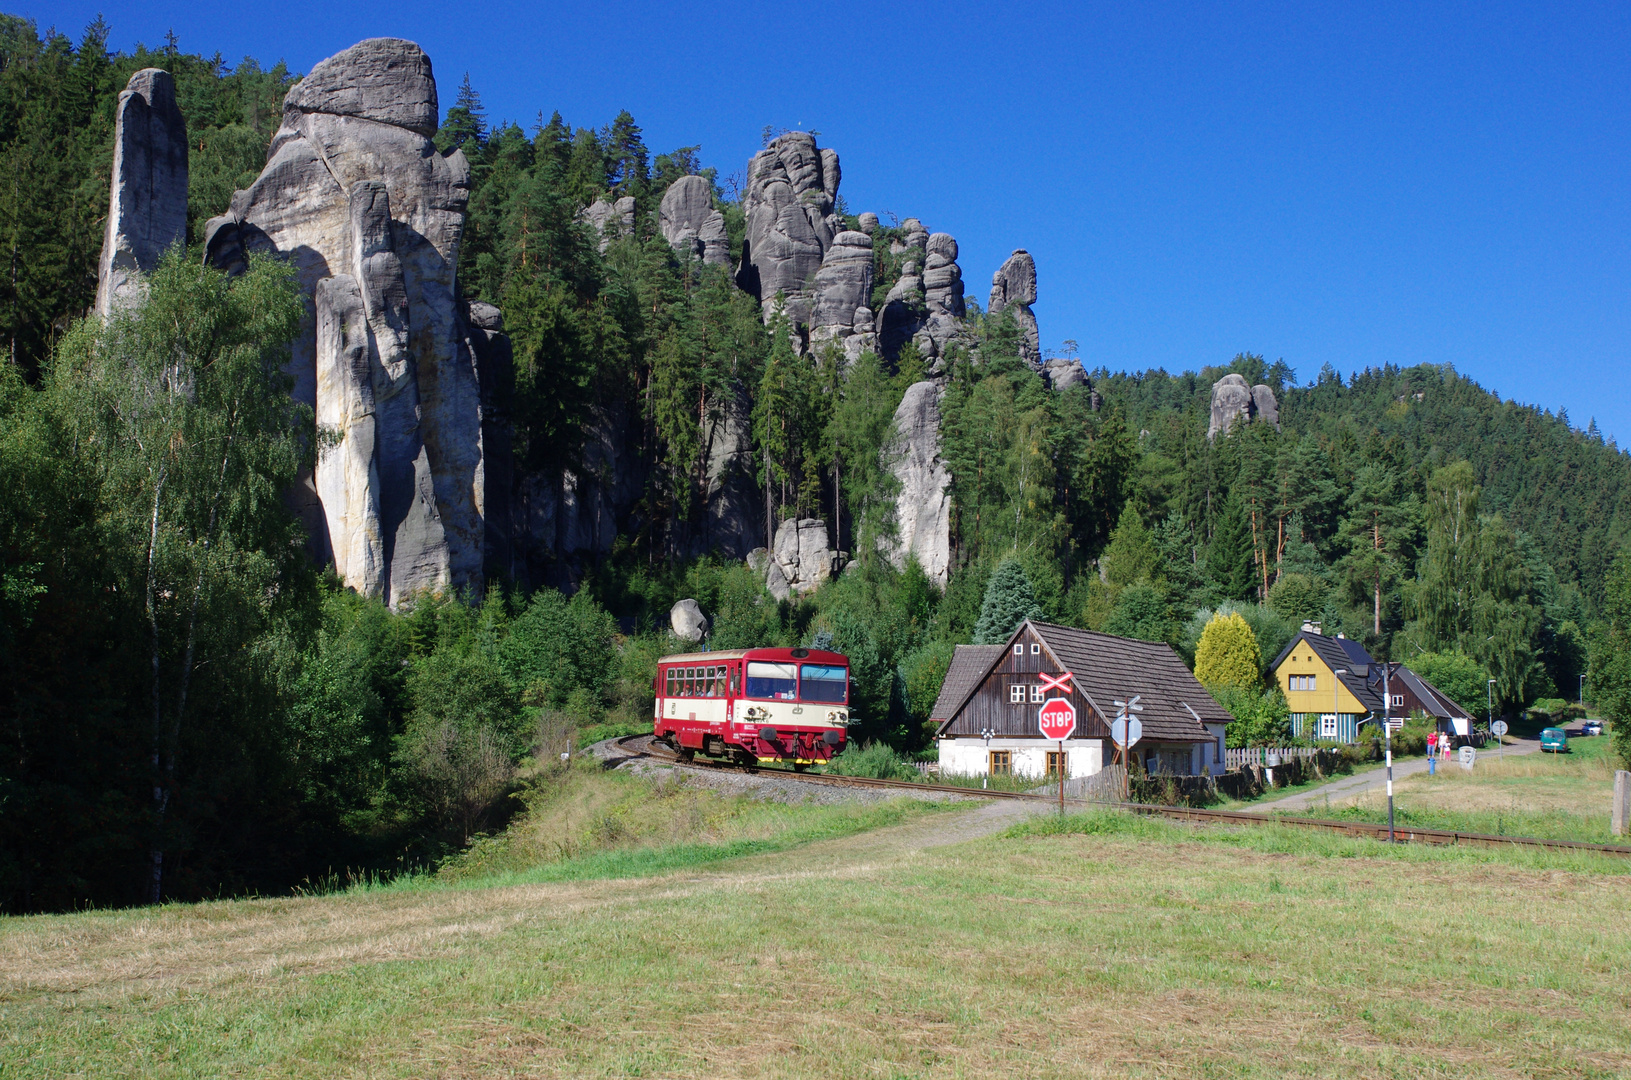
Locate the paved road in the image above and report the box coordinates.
[1247,736,1544,814]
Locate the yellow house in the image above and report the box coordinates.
[1272,629,1383,743]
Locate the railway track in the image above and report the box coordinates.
[613,734,1631,859]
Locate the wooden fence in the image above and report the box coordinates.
[1223,746,1322,770]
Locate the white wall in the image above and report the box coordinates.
[938,737,1104,780]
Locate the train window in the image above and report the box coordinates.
[664,669,675,697]
[685,667,696,696]
[799,664,847,703]
[746,661,798,699]
[729,665,740,695]
[708,666,722,696]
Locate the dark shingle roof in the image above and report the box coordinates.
[1028,622,1229,742]
[1273,630,1383,713]
[929,644,1005,722]
[932,622,1229,744]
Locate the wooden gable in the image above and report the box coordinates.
[937,623,1109,739]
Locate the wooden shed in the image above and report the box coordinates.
[930,620,1233,780]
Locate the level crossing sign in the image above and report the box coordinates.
[1038,697,1077,740]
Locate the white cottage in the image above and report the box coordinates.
[930,621,1233,781]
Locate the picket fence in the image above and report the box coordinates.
[1223,746,1323,771]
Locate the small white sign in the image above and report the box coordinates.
[1491,720,1509,736]
[1458,745,1476,770]
[1111,717,1143,749]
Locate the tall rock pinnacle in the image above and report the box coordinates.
[95,69,188,316]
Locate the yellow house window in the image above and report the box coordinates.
[1289,675,1317,692]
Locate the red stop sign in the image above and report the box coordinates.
[1038,697,1077,740]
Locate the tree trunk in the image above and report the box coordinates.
[144,464,167,906]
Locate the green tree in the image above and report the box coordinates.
[1100,503,1159,587]
[1103,582,1172,643]
[1206,493,1255,601]
[1194,611,1261,689]
[972,557,1043,644]
[48,250,308,903]
[1405,651,1488,720]
[1267,572,1329,624]
[1588,554,1631,767]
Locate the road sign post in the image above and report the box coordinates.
[1111,696,1144,802]
[1038,692,1077,814]
[1491,719,1509,762]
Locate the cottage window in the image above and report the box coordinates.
[1029,685,1045,704]
[1013,644,1023,656]
[1391,694,1404,708]
[1046,751,1067,778]
[1030,643,1041,655]
[1009,684,1024,704]
[1320,714,1338,738]
[989,750,1012,776]
[1289,675,1316,692]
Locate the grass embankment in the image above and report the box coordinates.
[1279,734,1625,843]
[6,795,1631,1077]
[431,762,955,887]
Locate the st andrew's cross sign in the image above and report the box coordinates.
[1036,672,1076,740]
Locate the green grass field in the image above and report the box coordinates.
[1289,733,1626,843]
[5,770,1630,1079]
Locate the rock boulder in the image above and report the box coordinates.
[735,133,837,316]
[670,599,709,643]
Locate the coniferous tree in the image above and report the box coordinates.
[972,557,1044,644]
[1206,493,1255,601]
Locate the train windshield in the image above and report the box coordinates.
[799,664,848,703]
[746,661,798,700]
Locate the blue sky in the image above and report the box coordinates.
[26,1,1631,443]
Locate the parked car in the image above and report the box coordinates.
[1540,727,1570,753]
[1582,719,1604,737]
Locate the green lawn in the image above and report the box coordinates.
[5,792,1629,1078]
[1287,733,1626,844]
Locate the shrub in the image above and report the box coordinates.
[1195,611,1261,689]
[820,741,919,780]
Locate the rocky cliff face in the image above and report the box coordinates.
[883,380,953,586]
[1208,373,1281,438]
[95,69,188,316]
[989,249,1040,370]
[204,38,485,606]
[735,132,838,325]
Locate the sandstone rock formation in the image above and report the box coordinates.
[658,175,728,265]
[1208,373,1281,438]
[582,195,637,251]
[765,517,834,600]
[204,38,484,605]
[882,380,952,586]
[810,229,875,356]
[989,249,1040,370]
[1044,357,1087,391]
[670,599,709,642]
[95,69,188,316]
[857,212,878,234]
[735,133,838,325]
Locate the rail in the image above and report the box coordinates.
[611,735,1631,859]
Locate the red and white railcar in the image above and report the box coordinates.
[653,646,851,767]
